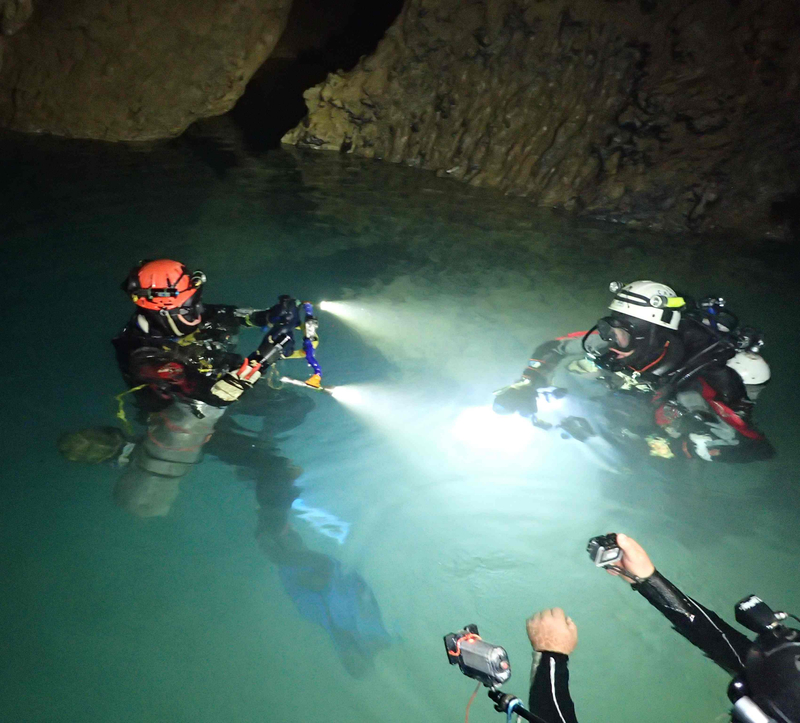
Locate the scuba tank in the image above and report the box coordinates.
[666,297,767,395]
[114,399,226,517]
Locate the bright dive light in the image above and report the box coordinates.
[315,300,364,322]
[329,385,363,405]
[319,300,349,315]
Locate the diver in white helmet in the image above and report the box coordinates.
[494,281,774,464]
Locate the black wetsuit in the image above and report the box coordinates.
[112,303,275,409]
[528,573,751,723]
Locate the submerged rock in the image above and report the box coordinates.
[0,0,292,141]
[283,0,800,238]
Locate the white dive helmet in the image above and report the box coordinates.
[727,351,771,400]
[608,280,683,330]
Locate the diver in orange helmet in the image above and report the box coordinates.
[122,259,207,331]
[115,259,320,411]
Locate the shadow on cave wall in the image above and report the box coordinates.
[230,0,405,152]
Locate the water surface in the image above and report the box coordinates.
[2,122,799,723]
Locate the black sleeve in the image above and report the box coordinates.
[528,652,579,723]
[244,308,271,328]
[523,339,572,386]
[635,571,751,676]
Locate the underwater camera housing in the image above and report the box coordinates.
[587,533,623,568]
[444,624,511,687]
[735,595,789,634]
[728,596,800,723]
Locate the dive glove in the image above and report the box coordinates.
[210,359,262,403]
[493,378,538,417]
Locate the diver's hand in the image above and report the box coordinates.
[210,359,262,402]
[493,379,536,417]
[526,608,578,655]
[558,415,594,441]
[608,533,655,584]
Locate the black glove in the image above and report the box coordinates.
[254,328,295,365]
[493,380,537,417]
[267,295,300,328]
[559,416,595,442]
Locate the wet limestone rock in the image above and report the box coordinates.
[284,0,800,237]
[0,0,292,141]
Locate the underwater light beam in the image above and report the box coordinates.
[328,385,364,405]
[279,375,366,407]
[318,300,362,320]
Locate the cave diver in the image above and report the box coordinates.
[109,258,323,516]
[494,280,774,464]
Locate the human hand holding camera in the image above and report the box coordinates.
[526,607,578,655]
[587,532,655,585]
[609,534,655,582]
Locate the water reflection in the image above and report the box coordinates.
[2,121,799,723]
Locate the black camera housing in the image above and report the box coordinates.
[587,533,623,567]
[735,595,786,634]
[444,624,512,688]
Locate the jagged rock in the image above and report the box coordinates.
[284,0,800,238]
[0,0,292,141]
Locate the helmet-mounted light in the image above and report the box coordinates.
[607,280,685,331]
[124,260,204,311]
[649,294,686,309]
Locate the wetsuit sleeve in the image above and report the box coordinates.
[494,337,584,417]
[232,307,271,328]
[634,571,751,676]
[528,652,579,723]
[523,339,574,386]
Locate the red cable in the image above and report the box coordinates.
[465,681,481,723]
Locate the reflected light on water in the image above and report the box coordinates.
[451,405,538,454]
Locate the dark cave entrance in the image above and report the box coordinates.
[230,0,405,152]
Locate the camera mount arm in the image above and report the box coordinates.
[487,688,549,723]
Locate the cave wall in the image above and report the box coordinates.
[0,0,292,141]
[283,0,800,237]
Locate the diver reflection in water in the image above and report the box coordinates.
[494,281,774,468]
[212,389,392,679]
[58,386,391,678]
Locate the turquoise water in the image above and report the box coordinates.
[2,121,799,723]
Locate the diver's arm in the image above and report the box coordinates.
[233,307,272,328]
[528,652,579,723]
[523,339,574,386]
[494,338,580,417]
[234,295,301,331]
[634,571,751,675]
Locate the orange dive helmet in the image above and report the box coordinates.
[123,259,205,311]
